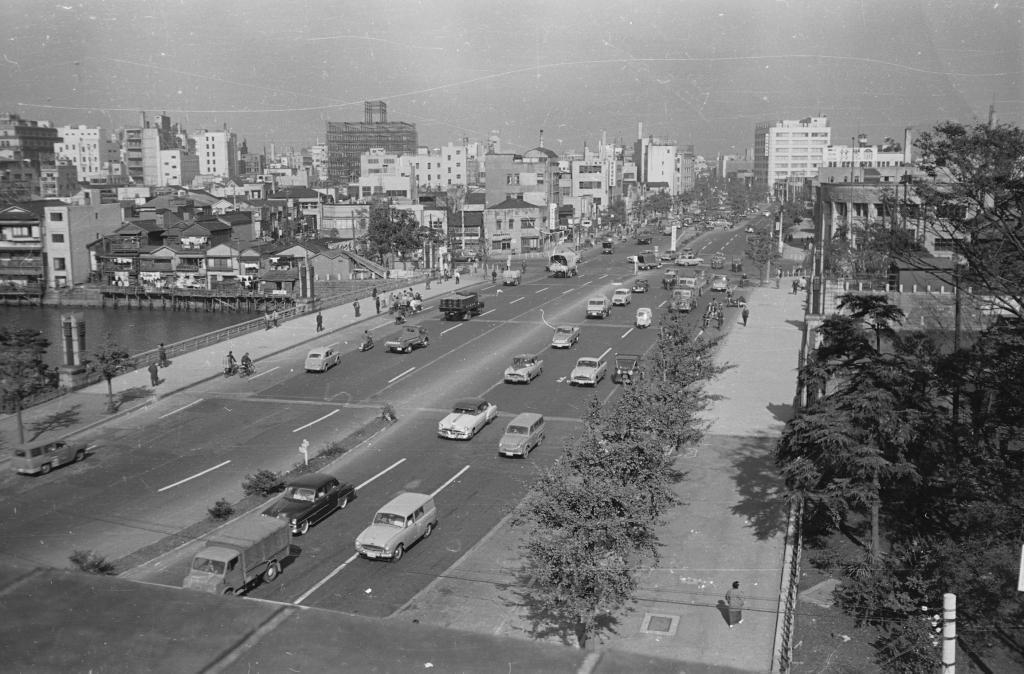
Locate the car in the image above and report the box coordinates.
[659,250,676,261]
[631,279,650,293]
[586,296,611,319]
[262,473,355,535]
[612,353,643,384]
[635,307,653,328]
[304,344,341,373]
[504,354,543,383]
[675,254,704,267]
[570,356,607,386]
[611,288,632,306]
[355,492,438,562]
[551,325,580,349]
[711,275,730,292]
[623,255,638,264]
[11,439,88,475]
[438,398,499,439]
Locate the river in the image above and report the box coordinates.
[0,305,251,369]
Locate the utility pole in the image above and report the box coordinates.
[942,593,956,674]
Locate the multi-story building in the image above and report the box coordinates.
[754,116,831,195]
[483,197,550,254]
[412,142,471,191]
[675,145,696,195]
[823,130,911,169]
[326,101,417,184]
[121,112,182,186]
[55,125,121,183]
[483,147,559,209]
[0,158,40,201]
[634,133,678,194]
[194,128,239,180]
[39,158,79,198]
[158,148,200,187]
[0,113,61,164]
[309,143,329,184]
[0,203,47,296]
[41,201,128,287]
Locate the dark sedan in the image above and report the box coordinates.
[262,473,355,535]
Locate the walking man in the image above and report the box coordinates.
[271,309,279,328]
[726,581,745,627]
[741,306,750,326]
[454,270,460,285]
[158,343,168,368]
[374,295,381,314]
[792,278,799,294]
[148,362,159,387]
[316,311,323,332]
[264,310,271,330]
[353,300,361,317]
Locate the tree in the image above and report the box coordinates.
[362,200,423,264]
[744,233,781,284]
[443,185,467,249]
[88,334,132,414]
[0,327,55,443]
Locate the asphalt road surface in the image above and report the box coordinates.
[0,221,756,619]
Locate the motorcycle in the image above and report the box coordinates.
[394,311,407,325]
[239,361,255,377]
[223,362,238,377]
[358,336,375,352]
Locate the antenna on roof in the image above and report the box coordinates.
[539,129,544,148]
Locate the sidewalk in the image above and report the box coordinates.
[0,272,487,452]
[397,284,807,671]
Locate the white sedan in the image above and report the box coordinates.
[438,398,499,440]
[675,255,704,267]
[635,307,653,328]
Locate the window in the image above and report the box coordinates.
[521,218,535,229]
[51,233,65,243]
[53,257,66,271]
[506,174,520,185]
[495,219,502,230]
[49,212,64,221]
[508,219,516,230]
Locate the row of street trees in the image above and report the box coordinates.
[774,121,1024,672]
[514,310,725,648]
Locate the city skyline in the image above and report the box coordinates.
[0,0,1020,158]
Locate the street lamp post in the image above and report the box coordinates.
[951,254,968,462]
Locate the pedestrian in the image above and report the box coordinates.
[272,309,279,328]
[726,581,745,627]
[792,279,799,294]
[353,300,361,317]
[148,362,159,386]
[425,278,431,290]
[158,343,168,368]
[741,306,750,326]
[316,311,323,332]
[371,286,378,300]
[375,296,381,314]
[454,270,460,285]
[775,268,782,289]
[264,310,271,330]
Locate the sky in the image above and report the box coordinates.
[1,0,1021,158]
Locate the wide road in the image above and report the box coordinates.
[0,219,757,618]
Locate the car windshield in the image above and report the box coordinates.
[555,327,573,335]
[578,359,598,367]
[506,425,528,435]
[192,557,226,575]
[453,405,477,414]
[512,357,530,367]
[373,512,406,527]
[285,487,316,502]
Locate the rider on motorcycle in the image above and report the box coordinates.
[240,352,253,374]
[361,330,374,350]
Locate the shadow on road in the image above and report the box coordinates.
[28,404,82,440]
[729,437,788,541]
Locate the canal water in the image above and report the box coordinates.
[0,305,250,369]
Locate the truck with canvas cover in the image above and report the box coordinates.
[548,246,579,277]
[439,291,484,320]
[184,515,291,595]
[502,269,522,286]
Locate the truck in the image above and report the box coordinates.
[501,269,522,286]
[548,245,579,278]
[183,515,291,595]
[669,288,695,313]
[586,296,611,319]
[635,254,658,271]
[439,291,484,320]
[636,231,653,245]
[385,325,430,352]
[601,239,614,254]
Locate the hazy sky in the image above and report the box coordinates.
[1,0,1021,158]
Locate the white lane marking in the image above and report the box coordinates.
[158,460,231,492]
[431,465,471,497]
[292,409,340,433]
[356,458,407,491]
[509,297,524,304]
[561,289,574,295]
[599,346,612,360]
[535,287,548,294]
[159,399,203,419]
[441,324,462,335]
[388,366,416,383]
[658,300,667,308]
[294,552,359,605]
[581,280,592,286]
[598,274,609,279]
[248,366,278,380]
[621,328,634,339]
[480,309,495,317]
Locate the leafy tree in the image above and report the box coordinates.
[744,232,781,284]
[88,334,132,413]
[362,200,423,264]
[0,327,56,443]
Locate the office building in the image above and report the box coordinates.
[326,101,417,184]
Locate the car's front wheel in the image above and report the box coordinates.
[74,449,85,462]
[40,463,51,475]
[338,495,349,509]
[392,544,404,562]
[298,520,309,535]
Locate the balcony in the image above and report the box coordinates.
[100,261,136,272]
[139,261,173,273]
[175,263,204,273]
[0,258,45,273]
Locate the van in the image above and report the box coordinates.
[12,439,88,475]
[304,344,340,372]
[586,296,610,319]
[354,492,438,562]
[498,413,545,458]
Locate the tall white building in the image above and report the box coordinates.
[412,142,471,190]
[55,125,120,183]
[633,125,679,195]
[194,129,239,179]
[158,148,199,186]
[754,116,831,191]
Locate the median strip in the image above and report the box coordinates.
[157,460,231,492]
[292,409,340,432]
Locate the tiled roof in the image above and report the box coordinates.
[488,198,542,210]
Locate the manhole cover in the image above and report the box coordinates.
[640,612,679,636]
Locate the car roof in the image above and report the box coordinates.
[285,472,339,489]
[508,412,543,426]
[379,492,433,515]
[555,325,576,330]
[453,398,486,408]
[637,307,652,313]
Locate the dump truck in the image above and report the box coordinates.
[548,246,579,278]
[183,515,291,595]
[502,269,522,286]
[439,291,484,320]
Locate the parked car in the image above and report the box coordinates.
[611,288,632,306]
[438,398,499,439]
[504,354,543,383]
[262,473,355,535]
[551,325,581,349]
[631,279,650,293]
[11,439,88,476]
[711,275,730,292]
[635,307,653,328]
[355,492,438,562]
[304,344,341,373]
[570,356,607,386]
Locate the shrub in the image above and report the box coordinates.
[242,469,284,497]
[208,498,234,520]
[69,549,117,575]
